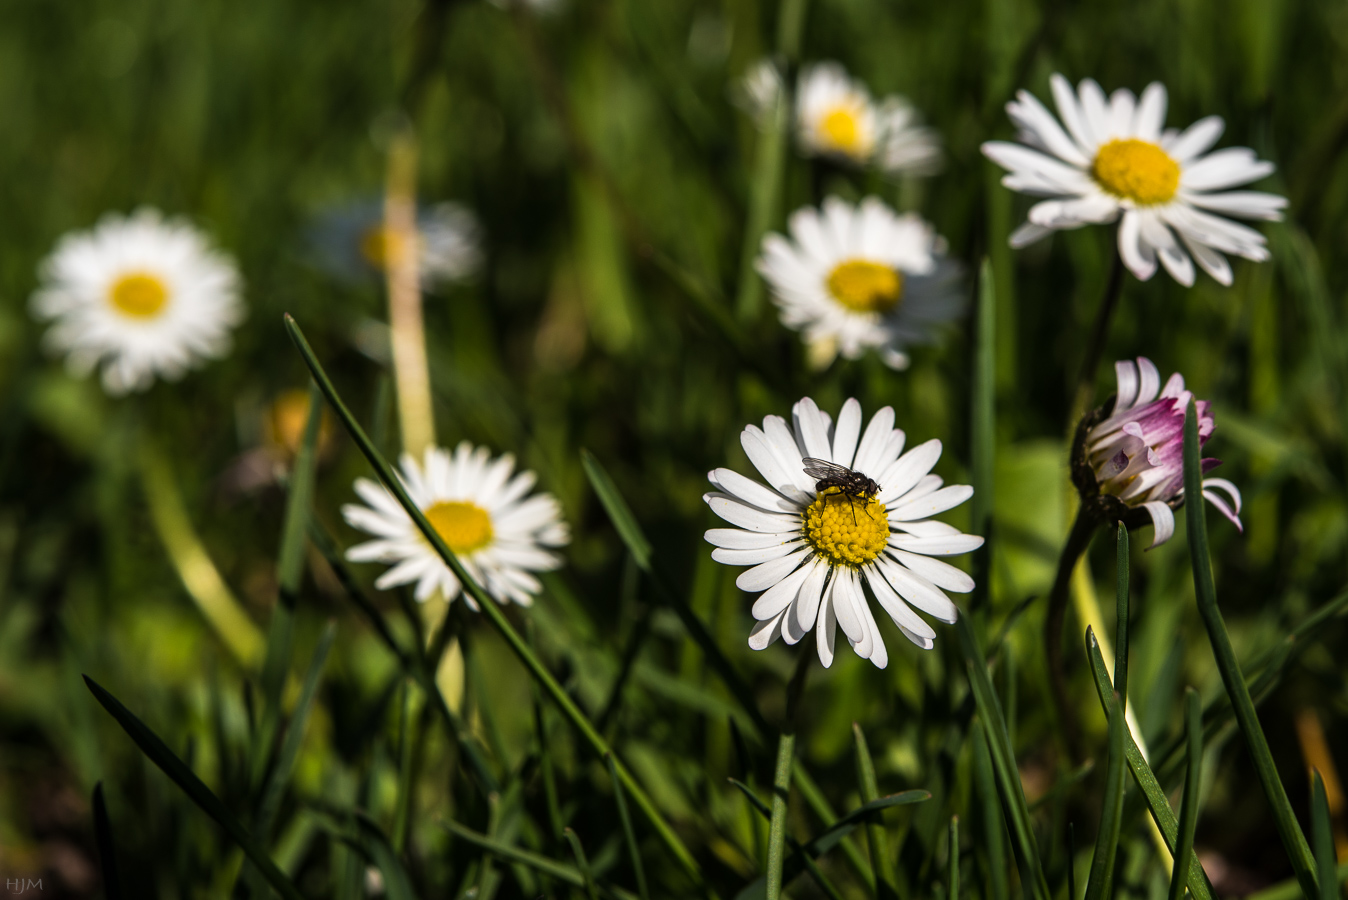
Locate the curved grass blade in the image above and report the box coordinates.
[1168,689,1204,900]
[852,723,898,899]
[792,763,874,886]
[1083,628,1214,900]
[564,828,601,900]
[1183,398,1318,897]
[1083,693,1125,900]
[1312,770,1338,900]
[605,753,650,900]
[92,783,122,900]
[444,820,641,900]
[580,450,652,570]
[83,676,304,900]
[284,315,702,886]
[727,779,845,900]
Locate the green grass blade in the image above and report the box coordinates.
[606,753,650,900]
[793,762,875,886]
[852,723,897,899]
[1083,628,1213,900]
[949,816,960,900]
[564,828,601,900]
[1168,689,1204,900]
[1312,770,1338,900]
[1183,397,1318,897]
[284,314,702,886]
[1246,863,1348,900]
[766,731,797,900]
[580,449,652,570]
[727,778,846,900]
[308,520,411,665]
[82,676,305,900]
[955,615,1050,899]
[1114,523,1129,715]
[444,819,641,900]
[970,719,1009,900]
[1083,693,1125,900]
[970,258,996,616]
[356,812,418,900]
[92,783,122,900]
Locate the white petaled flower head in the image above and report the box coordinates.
[343,442,570,609]
[796,62,941,175]
[312,200,483,289]
[733,58,785,130]
[29,209,244,395]
[981,74,1286,286]
[1076,357,1242,547]
[703,397,984,668]
[757,196,963,371]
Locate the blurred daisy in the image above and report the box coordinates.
[29,208,243,395]
[704,397,983,668]
[796,62,941,175]
[732,58,784,129]
[757,196,962,370]
[312,200,482,288]
[343,443,569,608]
[982,74,1286,286]
[1080,357,1242,546]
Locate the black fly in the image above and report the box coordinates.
[801,458,882,525]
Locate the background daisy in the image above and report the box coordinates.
[704,397,983,668]
[757,196,963,370]
[29,208,244,395]
[311,200,483,289]
[982,73,1287,285]
[795,62,941,175]
[343,442,569,609]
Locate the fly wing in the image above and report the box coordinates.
[801,457,852,481]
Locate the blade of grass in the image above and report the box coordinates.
[727,779,846,900]
[793,761,875,886]
[1168,689,1204,900]
[765,729,797,900]
[852,723,898,899]
[1083,627,1214,900]
[564,828,601,900]
[308,520,409,665]
[1246,863,1348,900]
[970,719,1009,900]
[955,615,1050,899]
[92,783,122,900]
[356,812,417,900]
[1183,397,1318,897]
[444,820,640,900]
[1082,693,1125,900]
[83,676,304,900]
[948,816,960,900]
[1312,770,1338,900]
[285,315,702,887]
[1114,524,1129,715]
[970,258,996,618]
[605,753,650,900]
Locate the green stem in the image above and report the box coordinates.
[766,730,797,900]
[1167,689,1203,900]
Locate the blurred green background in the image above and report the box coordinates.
[1,0,1347,896]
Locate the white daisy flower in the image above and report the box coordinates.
[981,73,1287,286]
[704,397,983,668]
[343,442,569,609]
[757,196,963,370]
[796,62,941,175]
[312,200,483,288]
[29,209,244,395]
[732,58,785,130]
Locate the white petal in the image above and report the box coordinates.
[1114,359,1140,413]
[1132,82,1167,142]
[862,564,936,639]
[706,495,801,533]
[1009,221,1053,247]
[832,398,863,469]
[748,610,787,650]
[856,594,888,668]
[889,484,974,522]
[1050,73,1096,155]
[816,577,838,667]
[751,554,818,619]
[793,396,834,462]
[705,528,802,550]
[877,557,958,623]
[742,427,814,502]
[711,467,799,514]
[831,567,865,645]
[1117,210,1157,281]
[1007,89,1091,166]
[877,439,943,504]
[852,405,896,475]
[1182,148,1274,191]
[1164,116,1224,162]
[737,546,811,593]
[1142,501,1176,548]
[888,533,984,556]
[793,560,828,639]
[712,543,802,566]
[890,550,975,593]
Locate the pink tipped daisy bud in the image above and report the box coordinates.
[1070,357,1243,547]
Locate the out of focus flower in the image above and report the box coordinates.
[29,209,243,395]
[264,388,336,460]
[732,58,784,129]
[796,62,941,175]
[1075,357,1242,547]
[311,200,482,289]
[982,74,1286,286]
[343,443,569,608]
[704,397,983,668]
[757,196,962,370]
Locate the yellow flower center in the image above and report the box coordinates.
[803,490,888,567]
[819,106,864,154]
[109,272,169,319]
[826,259,903,313]
[1092,139,1181,205]
[359,225,416,270]
[424,501,494,555]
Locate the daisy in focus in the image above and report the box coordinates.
[704,397,983,668]
[1076,357,1242,547]
[29,209,244,395]
[758,196,963,370]
[982,74,1286,286]
[343,443,569,608]
[312,200,483,289]
[796,62,941,175]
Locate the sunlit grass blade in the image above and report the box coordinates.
[1168,689,1204,900]
[948,815,960,900]
[1083,693,1125,900]
[1182,397,1318,897]
[1083,627,1214,900]
[1114,523,1129,714]
[83,676,304,900]
[852,723,897,899]
[284,314,703,886]
[1312,770,1339,900]
[605,753,650,900]
[955,615,1050,899]
[356,812,417,900]
[92,783,122,900]
[580,449,652,569]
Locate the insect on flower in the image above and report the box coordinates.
[802,457,881,525]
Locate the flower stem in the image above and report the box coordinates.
[766,730,797,900]
[1070,247,1125,421]
[1044,504,1098,759]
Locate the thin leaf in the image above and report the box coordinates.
[445,819,583,889]
[83,676,304,900]
[1083,693,1125,900]
[92,783,121,900]
[1083,628,1214,900]
[564,828,601,900]
[1168,689,1204,900]
[605,753,650,900]
[852,723,897,900]
[765,731,797,900]
[580,449,652,570]
[1312,770,1339,900]
[948,816,960,900]
[727,779,846,900]
[1114,523,1129,715]
[284,315,701,885]
[793,763,875,886]
[970,719,1009,900]
[1183,397,1318,897]
[970,258,996,615]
